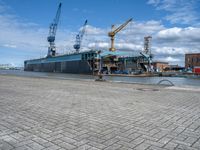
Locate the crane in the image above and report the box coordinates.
[47,3,62,57]
[144,36,152,54]
[140,36,153,72]
[108,18,132,52]
[73,20,88,53]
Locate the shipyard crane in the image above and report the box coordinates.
[108,18,132,52]
[144,36,152,54]
[47,3,62,57]
[140,36,153,72]
[73,20,88,53]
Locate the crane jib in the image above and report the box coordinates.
[47,3,62,57]
[73,20,88,53]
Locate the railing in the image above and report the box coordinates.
[157,79,174,86]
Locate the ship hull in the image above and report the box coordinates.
[24,60,93,74]
[24,51,98,74]
[24,50,146,75]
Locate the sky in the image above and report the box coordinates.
[0,0,200,67]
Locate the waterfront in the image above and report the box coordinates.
[0,69,200,87]
[0,75,200,150]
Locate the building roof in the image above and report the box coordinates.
[152,61,169,64]
[100,50,142,58]
[185,53,200,55]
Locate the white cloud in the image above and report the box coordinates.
[153,46,189,55]
[147,0,160,6]
[156,27,200,41]
[0,6,75,56]
[0,14,46,50]
[115,43,142,50]
[0,0,10,13]
[3,44,17,48]
[85,25,107,35]
[87,41,142,51]
[0,1,199,66]
[154,27,200,55]
[157,56,181,63]
[147,0,200,25]
[165,56,180,62]
[115,20,164,36]
[88,42,109,49]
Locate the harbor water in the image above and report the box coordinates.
[0,69,200,87]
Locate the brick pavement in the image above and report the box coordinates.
[0,75,200,150]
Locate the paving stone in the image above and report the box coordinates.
[117,140,136,149]
[58,142,77,150]
[176,144,199,150]
[134,142,151,150]
[76,144,92,150]
[88,141,106,149]
[148,145,167,150]
[44,145,61,150]
[14,145,33,150]
[164,142,178,150]
[103,143,122,150]
[61,136,77,144]
[158,136,171,145]
[0,75,200,150]
[131,137,145,146]
[192,139,200,149]
[0,140,14,150]
[184,137,198,146]
[27,142,44,150]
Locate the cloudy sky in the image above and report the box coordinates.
[0,0,200,66]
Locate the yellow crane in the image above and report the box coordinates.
[108,18,132,52]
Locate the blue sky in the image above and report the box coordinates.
[0,0,200,66]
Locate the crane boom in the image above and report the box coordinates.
[80,20,87,39]
[112,18,132,34]
[74,20,88,53]
[47,3,62,57]
[108,18,132,52]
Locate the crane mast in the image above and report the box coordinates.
[47,3,62,57]
[73,20,88,53]
[108,18,132,52]
[140,36,153,72]
[144,36,152,54]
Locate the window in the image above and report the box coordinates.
[198,57,200,63]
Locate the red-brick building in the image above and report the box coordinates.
[185,53,200,69]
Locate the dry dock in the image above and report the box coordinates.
[0,75,200,150]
